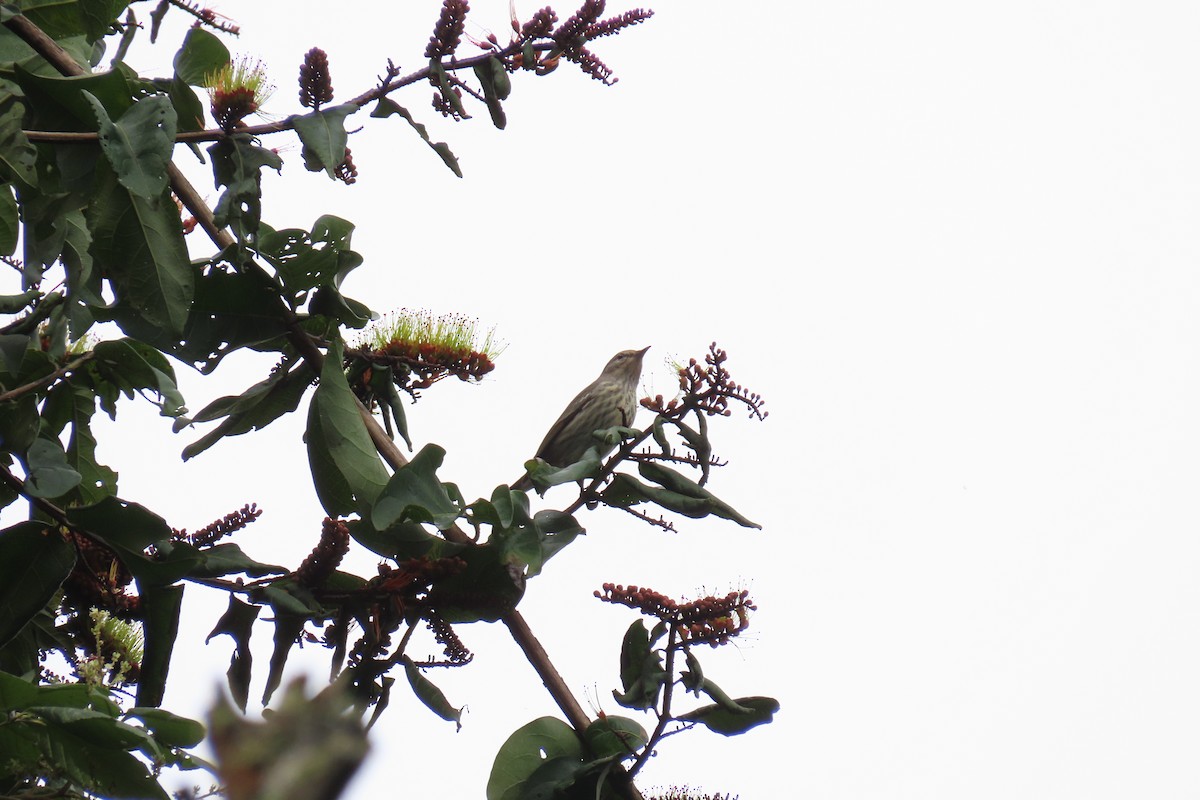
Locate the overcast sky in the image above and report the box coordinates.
[7,1,1200,797]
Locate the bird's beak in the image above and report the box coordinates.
[638,346,650,356]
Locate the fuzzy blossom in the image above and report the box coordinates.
[208,56,274,129]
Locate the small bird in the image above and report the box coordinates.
[512,346,650,492]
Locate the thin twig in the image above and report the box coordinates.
[0,352,94,404]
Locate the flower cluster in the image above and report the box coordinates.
[62,531,138,617]
[520,6,559,38]
[553,0,606,46]
[415,609,474,666]
[644,343,768,421]
[425,0,470,58]
[296,517,351,589]
[335,147,358,185]
[298,47,334,110]
[595,583,756,647]
[208,57,273,130]
[349,309,501,401]
[584,7,653,39]
[172,503,262,547]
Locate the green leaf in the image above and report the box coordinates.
[92,337,187,417]
[524,442,605,489]
[88,170,193,337]
[0,182,19,254]
[136,581,183,708]
[0,522,74,648]
[78,1,132,41]
[85,91,176,199]
[345,517,462,562]
[676,696,780,736]
[0,394,40,455]
[152,74,205,132]
[262,608,307,706]
[183,360,316,459]
[370,96,462,177]
[582,714,648,759]
[637,462,760,528]
[472,57,507,129]
[206,595,260,712]
[66,494,171,556]
[172,26,229,86]
[402,656,462,729]
[613,619,666,710]
[0,100,37,187]
[124,706,206,748]
[306,339,389,516]
[22,435,82,498]
[187,542,287,579]
[487,717,583,800]
[429,60,469,119]
[142,262,286,374]
[253,216,362,305]
[208,132,283,241]
[290,103,358,178]
[371,444,460,530]
[0,288,38,312]
[15,64,134,132]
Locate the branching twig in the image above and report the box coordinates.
[0,352,94,404]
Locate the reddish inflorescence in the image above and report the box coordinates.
[425,0,470,58]
[62,531,140,617]
[335,147,358,185]
[172,503,262,548]
[643,343,768,421]
[298,47,334,110]
[296,518,351,589]
[521,6,559,38]
[595,583,756,647]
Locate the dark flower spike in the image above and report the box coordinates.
[553,0,606,47]
[584,8,653,39]
[521,6,559,39]
[595,583,757,647]
[296,517,351,588]
[335,147,358,185]
[426,0,471,59]
[299,47,334,110]
[173,502,263,547]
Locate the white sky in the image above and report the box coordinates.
[8,1,1200,797]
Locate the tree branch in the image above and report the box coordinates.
[0,352,94,404]
[3,14,641,798]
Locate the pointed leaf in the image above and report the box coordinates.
[206,595,260,712]
[0,102,37,187]
[124,707,206,748]
[136,581,183,708]
[23,436,82,498]
[487,717,583,800]
[290,103,358,178]
[370,97,462,177]
[85,91,176,198]
[0,522,74,647]
[172,26,228,86]
[0,182,18,254]
[307,340,389,516]
[676,696,779,736]
[402,656,462,729]
[371,444,459,530]
[88,172,193,337]
[583,714,648,759]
